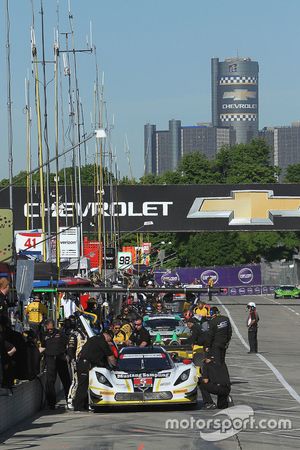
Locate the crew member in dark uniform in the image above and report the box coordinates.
[247,302,259,353]
[73,333,116,411]
[0,319,16,388]
[40,319,71,409]
[206,307,232,364]
[185,318,208,347]
[0,278,10,318]
[127,319,151,347]
[199,354,231,409]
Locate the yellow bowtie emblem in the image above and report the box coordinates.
[187,190,300,225]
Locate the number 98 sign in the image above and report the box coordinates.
[118,252,132,269]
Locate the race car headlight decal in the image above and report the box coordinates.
[174,369,190,386]
[95,372,113,387]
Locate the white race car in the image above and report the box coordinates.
[89,346,198,408]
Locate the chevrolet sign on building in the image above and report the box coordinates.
[211,57,259,144]
[2,185,300,233]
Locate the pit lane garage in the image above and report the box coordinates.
[88,346,198,408]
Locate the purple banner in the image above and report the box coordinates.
[155,264,262,288]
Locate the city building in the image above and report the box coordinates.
[144,120,235,175]
[259,122,300,180]
[211,57,259,144]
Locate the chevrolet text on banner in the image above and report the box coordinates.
[3,184,300,232]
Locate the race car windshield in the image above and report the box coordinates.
[117,354,173,372]
[279,286,295,290]
[165,302,184,313]
[145,319,181,330]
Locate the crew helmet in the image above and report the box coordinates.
[247,302,256,309]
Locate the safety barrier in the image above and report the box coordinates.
[0,376,44,435]
[0,375,62,436]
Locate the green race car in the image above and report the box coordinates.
[274,285,300,299]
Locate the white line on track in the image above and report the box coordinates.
[216,296,300,405]
[264,295,300,315]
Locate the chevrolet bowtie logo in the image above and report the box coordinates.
[223,89,256,101]
[187,191,300,225]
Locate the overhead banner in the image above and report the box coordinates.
[2,184,300,232]
[0,209,13,263]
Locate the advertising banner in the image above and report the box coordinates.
[59,227,79,258]
[155,264,262,287]
[220,85,258,115]
[4,184,300,232]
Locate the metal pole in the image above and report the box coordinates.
[5,0,13,209]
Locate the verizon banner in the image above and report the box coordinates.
[59,227,79,258]
[3,184,300,232]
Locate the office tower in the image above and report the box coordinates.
[212,57,259,144]
[144,124,156,174]
[144,122,235,175]
[259,122,300,180]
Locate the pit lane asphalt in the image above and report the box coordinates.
[1,294,300,450]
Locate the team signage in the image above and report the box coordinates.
[0,209,13,263]
[15,230,44,258]
[118,252,132,269]
[3,184,300,232]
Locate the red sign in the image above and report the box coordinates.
[133,377,153,387]
[83,237,101,268]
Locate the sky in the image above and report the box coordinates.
[1,0,300,182]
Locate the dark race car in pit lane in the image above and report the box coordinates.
[88,346,198,408]
[142,313,204,370]
[143,314,189,346]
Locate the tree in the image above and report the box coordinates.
[215,139,279,183]
[139,173,159,184]
[177,153,221,184]
[284,164,300,183]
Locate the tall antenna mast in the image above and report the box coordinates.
[25,75,33,230]
[40,0,52,257]
[59,0,93,269]
[124,134,134,181]
[31,22,47,260]
[5,0,13,209]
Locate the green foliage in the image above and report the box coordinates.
[139,173,160,184]
[215,139,279,183]
[0,164,114,188]
[55,164,113,186]
[177,153,221,184]
[119,176,137,185]
[284,164,300,183]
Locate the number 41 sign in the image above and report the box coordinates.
[15,231,45,257]
[117,252,132,269]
